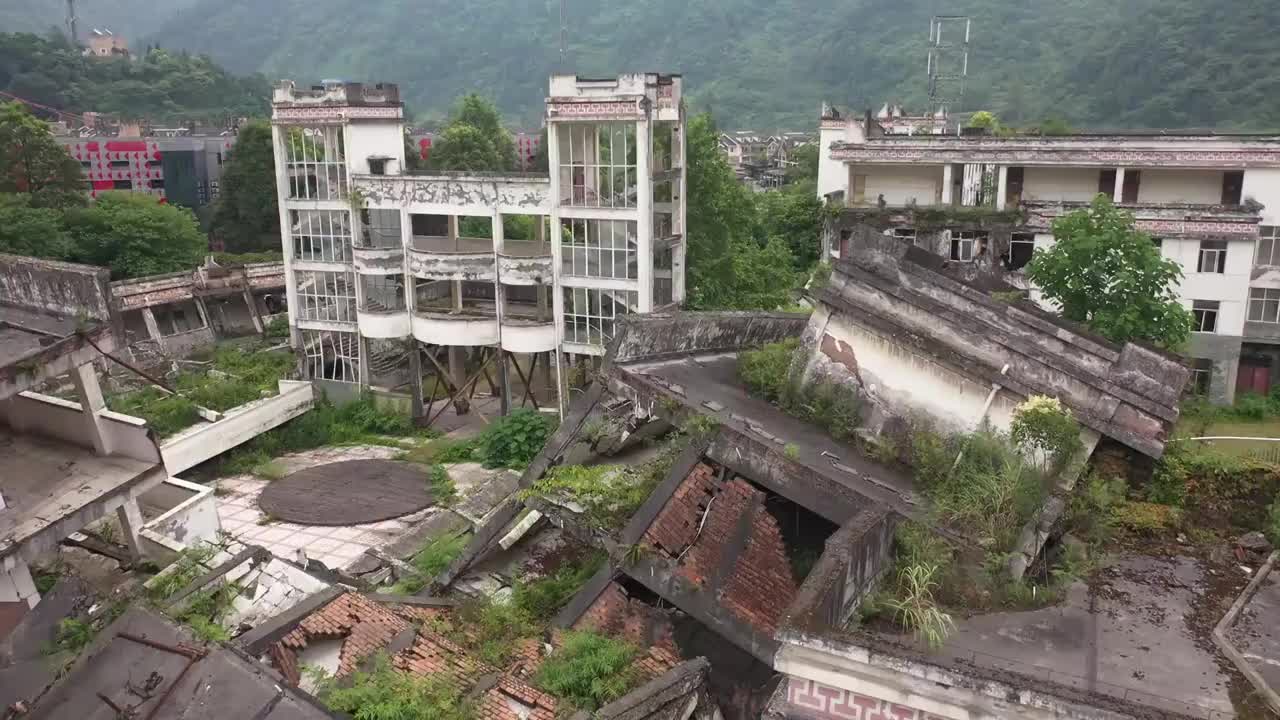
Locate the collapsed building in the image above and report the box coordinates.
[815,107,1280,405]
[110,258,285,366]
[428,233,1280,719]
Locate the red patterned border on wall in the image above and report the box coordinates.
[546,100,643,120]
[784,677,954,720]
[273,106,403,123]
[831,146,1280,168]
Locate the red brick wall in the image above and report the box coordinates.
[573,581,679,657]
[641,463,799,636]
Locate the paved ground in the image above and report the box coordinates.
[1228,563,1280,700]
[906,554,1235,719]
[215,446,432,571]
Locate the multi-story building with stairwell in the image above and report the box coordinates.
[270,74,686,418]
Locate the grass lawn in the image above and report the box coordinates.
[1174,417,1280,460]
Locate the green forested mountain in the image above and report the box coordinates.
[0,33,269,123]
[0,0,197,40]
[126,0,1280,130]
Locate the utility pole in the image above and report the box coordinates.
[65,0,79,46]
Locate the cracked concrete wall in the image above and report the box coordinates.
[0,253,112,321]
[611,312,809,365]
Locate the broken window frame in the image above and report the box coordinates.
[948,230,985,262]
[296,269,357,323]
[301,329,360,383]
[1188,358,1213,396]
[291,209,353,263]
[561,218,637,280]
[1007,233,1036,271]
[1197,240,1228,274]
[359,209,403,249]
[558,122,637,209]
[1248,287,1280,324]
[891,228,918,246]
[283,125,348,201]
[563,288,636,346]
[1257,227,1280,267]
[1191,300,1220,333]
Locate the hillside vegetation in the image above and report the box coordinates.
[0,32,269,123]
[122,0,1280,130]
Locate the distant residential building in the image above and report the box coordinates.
[720,130,814,188]
[58,134,236,209]
[84,29,129,59]
[818,106,1280,404]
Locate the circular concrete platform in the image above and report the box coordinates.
[257,460,433,526]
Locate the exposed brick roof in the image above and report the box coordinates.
[271,591,681,720]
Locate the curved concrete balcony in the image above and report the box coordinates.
[409,236,496,281]
[357,307,411,338]
[498,240,554,285]
[412,309,499,347]
[500,317,557,353]
[353,245,406,274]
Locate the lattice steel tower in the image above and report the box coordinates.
[927,15,970,116]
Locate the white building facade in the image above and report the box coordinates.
[817,118,1280,404]
[270,74,685,417]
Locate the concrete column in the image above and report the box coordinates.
[71,363,109,456]
[635,117,653,312]
[674,122,687,306]
[193,296,211,329]
[408,344,424,420]
[941,164,955,205]
[141,307,164,349]
[116,498,145,564]
[996,165,1009,210]
[547,121,567,359]
[449,347,469,415]
[1113,167,1126,202]
[242,287,264,334]
[0,558,40,609]
[269,125,302,352]
[357,334,371,389]
[493,208,510,415]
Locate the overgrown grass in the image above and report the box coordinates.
[427,464,458,506]
[206,395,431,477]
[146,543,217,601]
[533,631,641,712]
[107,346,295,437]
[386,532,470,595]
[397,409,555,471]
[316,653,472,720]
[738,339,860,440]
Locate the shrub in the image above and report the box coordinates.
[318,653,471,720]
[1113,501,1182,534]
[428,464,458,505]
[512,552,605,622]
[1010,395,1081,472]
[534,631,640,711]
[50,618,94,655]
[476,408,554,469]
[738,338,799,403]
[1067,473,1127,546]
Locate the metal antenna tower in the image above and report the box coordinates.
[927,15,970,116]
[555,0,565,71]
[66,0,79,46]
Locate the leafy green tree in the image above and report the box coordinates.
[1027,195,1193,348]
[209,120,278,252]
[428,94,515,172]
[785,143,819,185]
[755,185,823,269]
[0,101,84,209]
[685,112,799,310]
[0,192,70,257]
[66,192,206,278]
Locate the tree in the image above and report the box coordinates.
[684,112,799,310]
[427,94,515,172]
[755,185,823,269]
[0,101,84,209]
[66,192,207,278]
[0,193,70,258]
[785,143,819,185]
[1027,195,1193,348]
[209,120,279,252]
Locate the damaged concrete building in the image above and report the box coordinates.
[816,108,1280,405]
[110,258,285,364]
[270,74,686,418]
[429,231,1280,719]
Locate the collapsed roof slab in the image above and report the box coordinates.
[817,231,1189,458]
